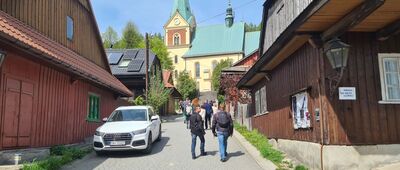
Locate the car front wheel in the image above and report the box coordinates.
[156,125,162,142]
[143,133,152,154]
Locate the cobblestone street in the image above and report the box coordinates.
[62,117,263,170]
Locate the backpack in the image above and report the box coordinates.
[216,111,230,128]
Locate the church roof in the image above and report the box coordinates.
[183,22,246,58]
[171,0,193,22]
[244,31,260,56]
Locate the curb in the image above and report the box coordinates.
[0,165,22,170]
[233,129,277,170]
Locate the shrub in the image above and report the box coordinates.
[295,165,309,170]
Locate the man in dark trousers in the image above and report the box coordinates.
[212,103,233,162]
[190,104,207,159]
[202,100,213,129]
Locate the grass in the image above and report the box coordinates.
[234,122,284,165]
[22,145,91,170]
[234,122,309,170]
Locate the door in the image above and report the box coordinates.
[2,77,34,148]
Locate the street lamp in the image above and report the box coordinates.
[324,38,350,97]
[324,38,350,71]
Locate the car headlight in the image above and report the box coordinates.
[95,131,105,136]
[133,128,147,135]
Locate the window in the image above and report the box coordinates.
[254,86,267,115]
[195,62,200,78]
[119,59,130,67]
[212,60,218,70]
[291,92,310,129]
[175,70,178,79]
[67,16,74,40]
[87,93,100,122]
[175,55,178,64]
[379,54,400,102]
[174,33,180,46]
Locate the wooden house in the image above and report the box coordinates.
[0,0,132,152]
[237,0,400,169]
[220,46,260,130]
[162,71,182,115]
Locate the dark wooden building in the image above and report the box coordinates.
[0,0,132,151]
[238,0,400,169]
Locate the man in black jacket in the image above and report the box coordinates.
[189,105,207,159]
[212,103,233,162]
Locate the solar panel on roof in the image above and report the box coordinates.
[127,59,144,72]
[124,50,138,59]
[108,52,124,64]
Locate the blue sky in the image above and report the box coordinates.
[92,0,264,36]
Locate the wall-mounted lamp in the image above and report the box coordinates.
[324,38,350,97]
[324,38,350,71]
[0,50,6,67]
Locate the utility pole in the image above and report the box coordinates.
[145,33,149,103]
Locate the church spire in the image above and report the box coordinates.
[225,0,234,27]
[171,0,193,22]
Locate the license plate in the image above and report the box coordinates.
[110,141,125,146]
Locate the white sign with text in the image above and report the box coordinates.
[339,87,356,100]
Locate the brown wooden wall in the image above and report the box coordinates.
[0,0,108,69]
[251,32,400,145]
[324,32,400,145]
[252,43,323,143]
[0,46,128,150]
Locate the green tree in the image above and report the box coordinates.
[102,26,119,48]
[147,68,171,114]
[149,35,173,70]
[121,21,145,49]
[176,71,197,99]
[245,22,262,32]
[212,59,232,91]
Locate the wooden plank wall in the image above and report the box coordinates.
[0,48,128,149]
[0,0,107,69]
[324,32,400,145]
[263,0,313,54]
[252,43,322,143]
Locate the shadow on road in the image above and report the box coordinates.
[98,136,170,158]
[227,151,245,161]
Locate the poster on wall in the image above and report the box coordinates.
[292,92,311,129]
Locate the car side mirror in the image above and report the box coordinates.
[102,117,108,122]
[151,116,159,121]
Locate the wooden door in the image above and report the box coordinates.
[2,77,33,148]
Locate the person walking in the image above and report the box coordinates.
[189,103,207,159]
[203,100,213,129]
[212,103,233,162]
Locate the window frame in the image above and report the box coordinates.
[174,33,181,46]
[378,53,400,104]
[119,59,131,68]
[195,62,200,78]
[174,55,178,64]
[66,16,74,40]
[254,86,267,116]
[87,93,101,122]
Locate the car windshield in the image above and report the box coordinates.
[108,109,147,122]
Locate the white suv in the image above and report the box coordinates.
[93,106,161,155]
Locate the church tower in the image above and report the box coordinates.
[164,0,196,82]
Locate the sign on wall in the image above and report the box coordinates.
[339,87,356,100]
[291,92,311,129]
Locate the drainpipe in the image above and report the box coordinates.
[317,46,325,170]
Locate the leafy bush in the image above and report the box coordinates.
[23,146,91,170]
[133,96,145,106]
[295,165,309,170]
